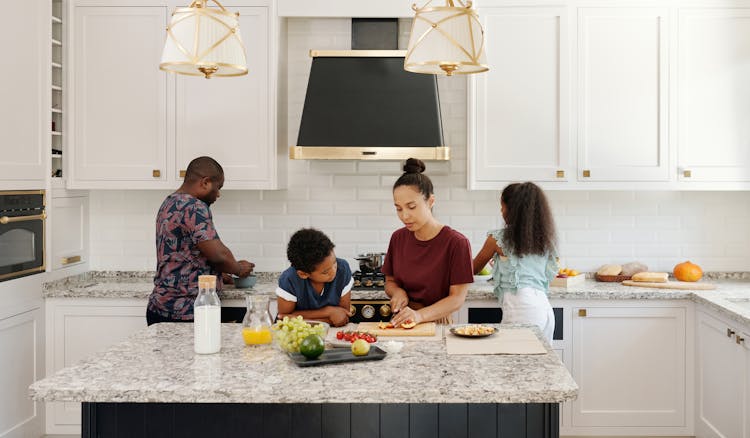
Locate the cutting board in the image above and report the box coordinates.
[357,322,437,337]
[446,328,547,355]
[622,280,716,290]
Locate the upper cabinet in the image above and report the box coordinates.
[469,1,750,190]
[0,0,49,188]
[576,8,669,183]
[469,6,570,189]
[677,8,750,183]
[68,1,279,190]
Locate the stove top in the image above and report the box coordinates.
[352,269,385,290]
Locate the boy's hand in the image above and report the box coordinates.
[327,306,349,327]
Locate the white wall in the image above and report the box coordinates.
[88,18,750,274]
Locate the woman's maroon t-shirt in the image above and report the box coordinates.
[382,226,474,306]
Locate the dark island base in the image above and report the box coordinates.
[82,402,559,438]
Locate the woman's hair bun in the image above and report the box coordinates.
[402,158,426,174]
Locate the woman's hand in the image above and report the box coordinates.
[389,289,409,314]
[391,306,423,328]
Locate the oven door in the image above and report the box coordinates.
[0,213,46,281]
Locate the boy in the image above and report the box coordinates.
[276,228,353,327]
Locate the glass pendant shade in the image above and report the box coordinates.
[160,0,247,78]
[404,0,488,76]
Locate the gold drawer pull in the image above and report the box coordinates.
[737,335,745,345]
[582,170,591,178]
[556,170,565,178]
[152,169,161,178]
[578,309,587,317]
[728,328,736,338]
[61,255,81,265]
[180,170,186,178]
[683,170,691,178]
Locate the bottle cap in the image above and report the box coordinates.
[198,275,216,289]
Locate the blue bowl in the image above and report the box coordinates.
[233,275,257,289]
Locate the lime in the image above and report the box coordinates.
[299,334,325,359]
[479,266,491,276]
[351,339,371,356]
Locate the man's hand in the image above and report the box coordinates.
[237,260,254,278]
[327,306,350,327]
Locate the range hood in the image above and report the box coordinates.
[289,20,448,161]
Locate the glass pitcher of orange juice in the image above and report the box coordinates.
[242,295,273,345]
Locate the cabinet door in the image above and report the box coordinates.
[51,197,89,270]
[0,0,47,185]
[72,7,171,186]
[696,311,743,438]
[571,306,685,427]
[0,307,43,438]
[677,9,750,182]
[743,327,750,438]
[175,7,274,189]
[469,7,569,188]
[47,303,146,433]
[576,8,669,182]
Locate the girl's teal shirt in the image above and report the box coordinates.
[488,229,558,302]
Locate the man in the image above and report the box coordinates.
[147,156,254,325]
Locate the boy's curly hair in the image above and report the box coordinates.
[287,228,335,273]
[501,182,557,257]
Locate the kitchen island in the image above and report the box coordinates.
[30,323,577,438]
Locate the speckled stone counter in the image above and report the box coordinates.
[29,323,576,404]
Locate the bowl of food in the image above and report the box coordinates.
[232,274,257,289]
[271,316,329,352]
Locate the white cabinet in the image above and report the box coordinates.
[175,6,277,189]
[677,9,750,183]
[0,306,44,438]
[0,0,48,187]
[469,6,570,188]
[570,305,687,430]
[695,309,748,438]
[576,8,670,182]
[69,2,279,190]
[50,195,89,271]
[71,6,172,187]
[45,298,147,434]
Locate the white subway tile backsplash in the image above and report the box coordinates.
[86,18,750,274]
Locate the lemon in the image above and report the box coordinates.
[479,266,491,276]
[299,334,325,359]
[351,339,371,356]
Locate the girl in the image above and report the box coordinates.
[383,158,474,327]
[473,182,558,342]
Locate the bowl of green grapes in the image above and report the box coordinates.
[272,316,329,353]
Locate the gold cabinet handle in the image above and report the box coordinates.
[728,328,736,338]
[578,309,587,317]
[152,169,161,178]
[0,212,47,224]
[582,170,591,178]
[556,170,565,178]
[61,255,81,265]
[737,335,745,345]
[179,170,186,178]
[683,169,691,178]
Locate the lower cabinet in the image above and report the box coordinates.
[569,305,688,433]
[45,298,147,435]
[695,309,749,438]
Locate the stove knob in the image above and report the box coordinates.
[348,305,356,317]
[379,304,391,317]
[362,305,375,319]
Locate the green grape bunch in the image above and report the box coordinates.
[272,316,327,352]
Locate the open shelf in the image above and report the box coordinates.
[52,16,62,24]
[52,85,62,91]
[52,38,62,46]
[52,62,62,68]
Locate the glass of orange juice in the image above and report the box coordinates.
[242,295,273,345]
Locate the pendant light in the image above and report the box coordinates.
[404,0,488,76]
[160,0,247,78]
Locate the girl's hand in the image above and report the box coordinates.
[390,290,409,314]
[391,306,423,328]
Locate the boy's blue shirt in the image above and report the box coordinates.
[275,258,353,310]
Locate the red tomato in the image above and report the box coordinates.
[336,331,344,340]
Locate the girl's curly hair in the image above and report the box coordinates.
[501,182,557,257]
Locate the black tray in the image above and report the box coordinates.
[288,346,387,367]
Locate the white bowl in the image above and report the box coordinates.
[474,274,492,282]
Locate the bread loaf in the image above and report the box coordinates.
[597,264,622,276]
[631,272,668,283]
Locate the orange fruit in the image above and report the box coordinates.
[673,261,703,282]
[401,320,417,329]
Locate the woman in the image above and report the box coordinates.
[383,158,474,327]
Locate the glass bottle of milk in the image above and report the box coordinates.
[194,274,221,354]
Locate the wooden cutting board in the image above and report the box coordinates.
[357,322,437,337]
[622,280,716,290]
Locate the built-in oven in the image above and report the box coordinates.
[0,191,46,282]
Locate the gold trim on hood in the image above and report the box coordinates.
[310,50,407,58]
[289,146,450,161]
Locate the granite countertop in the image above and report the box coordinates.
[29,323,578,404]
[43,271,750,327]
